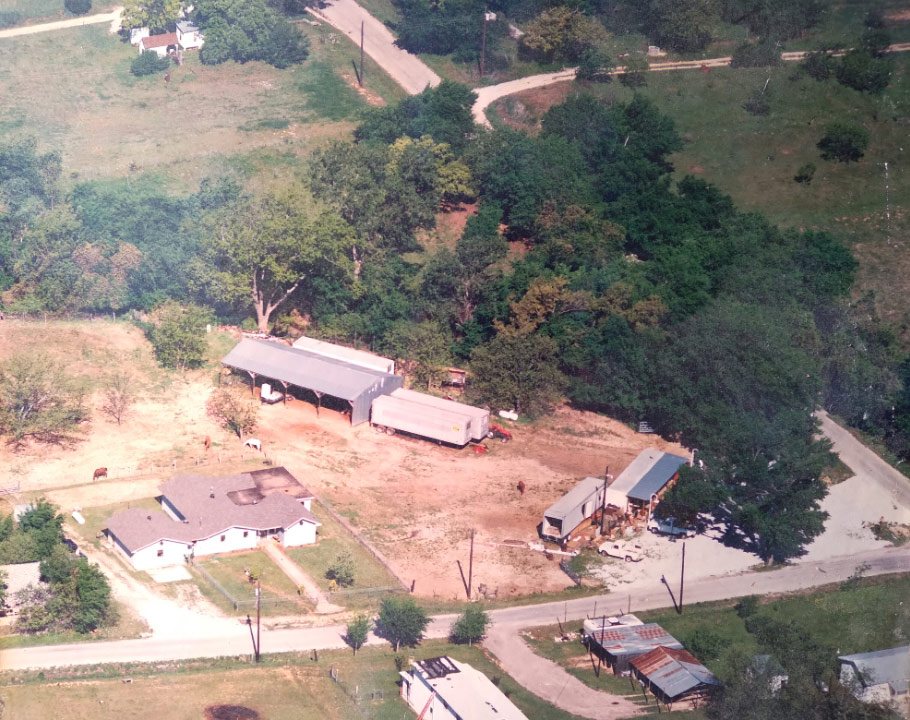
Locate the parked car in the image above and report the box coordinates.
[648,517,696,538]
[598,540,644,562]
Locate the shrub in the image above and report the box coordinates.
[0,10,22,28]
[817,122,869,162]
[802,50,836,81]
[731,40,781,69]
[735,594,759,619]
[325,551,355,588]
[742,92,770,116]
[860,28,891,58]
[620,56,648,88]
[131,52,171,77]
[836,49,892,94]
[794,163,816,184]
[576,47,613,83]
[65,0,92,15]
[147,300,211,370]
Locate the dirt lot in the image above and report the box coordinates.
[0,320,686,601]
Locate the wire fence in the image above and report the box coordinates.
[192,562,303,612]
[326,584,406,603]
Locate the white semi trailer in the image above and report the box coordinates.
[370,389,491,446]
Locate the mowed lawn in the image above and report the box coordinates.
[0,21,405,188]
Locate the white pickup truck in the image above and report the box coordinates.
[598,540,644,563]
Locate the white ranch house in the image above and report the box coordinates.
[105,468,320,571]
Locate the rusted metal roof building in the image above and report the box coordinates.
[630,646,721,704]
[583,622,683,673]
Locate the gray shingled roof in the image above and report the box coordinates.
[222,338,395,401]
[106,471,320,553]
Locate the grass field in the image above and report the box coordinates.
[0,22,404,190]
[0,0,117,24]
[0,641,592,720]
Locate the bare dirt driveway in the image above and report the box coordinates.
[0,7,123,39]
[308,0,440,94]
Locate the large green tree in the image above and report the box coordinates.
[121,0,185,31]
[195,0,310,68]
[0,354,88,445]
[193,189,354,332]
[376,596,429,651]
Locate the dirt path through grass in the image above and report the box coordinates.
[0,7,122,39]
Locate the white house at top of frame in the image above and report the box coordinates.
[105,467,320,571]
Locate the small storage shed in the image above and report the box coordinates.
[389,388,490,441]
[139,32,178,57]
[630,647,721,704]
[604,449,690,514]
[291,335,395,374]
[584,623,683,674]
[541,476,606,542]
[222,338,401,425]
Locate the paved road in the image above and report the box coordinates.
[817,410,910,510]
[2,544,906,672]
[307,0,439,95]
[0,7,122,39]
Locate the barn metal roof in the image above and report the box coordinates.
[606,449,689,504]
[631,647,721,701]
[222,338,396,401]
[543,476,604,520]
[839,645,910,694]
[627,452,689,502]
[587,623,683,658]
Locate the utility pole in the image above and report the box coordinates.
[600,467,611,535]
[480,11,496,78]
[359,21,364,87]
[468,528,475,599]
[679,542,686,615]
[247,575,262,662]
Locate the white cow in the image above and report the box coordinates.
[243,438,261,451]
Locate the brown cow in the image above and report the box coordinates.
[93,467,108,481]
[517,480,526,495]
[204,435,211,451]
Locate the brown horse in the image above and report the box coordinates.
[93,467,108,481]
[204,436,211,451]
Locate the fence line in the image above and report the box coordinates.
[314,497,411,593]
[192,562,301,612]
[326,584,405,602]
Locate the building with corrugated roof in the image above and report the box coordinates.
[583,622,684,673]
[630,646,721,705]
[839,645,910,707]
[603,448,690,515]
[222,338,402,425]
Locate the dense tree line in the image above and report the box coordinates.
[1,78,907,564]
